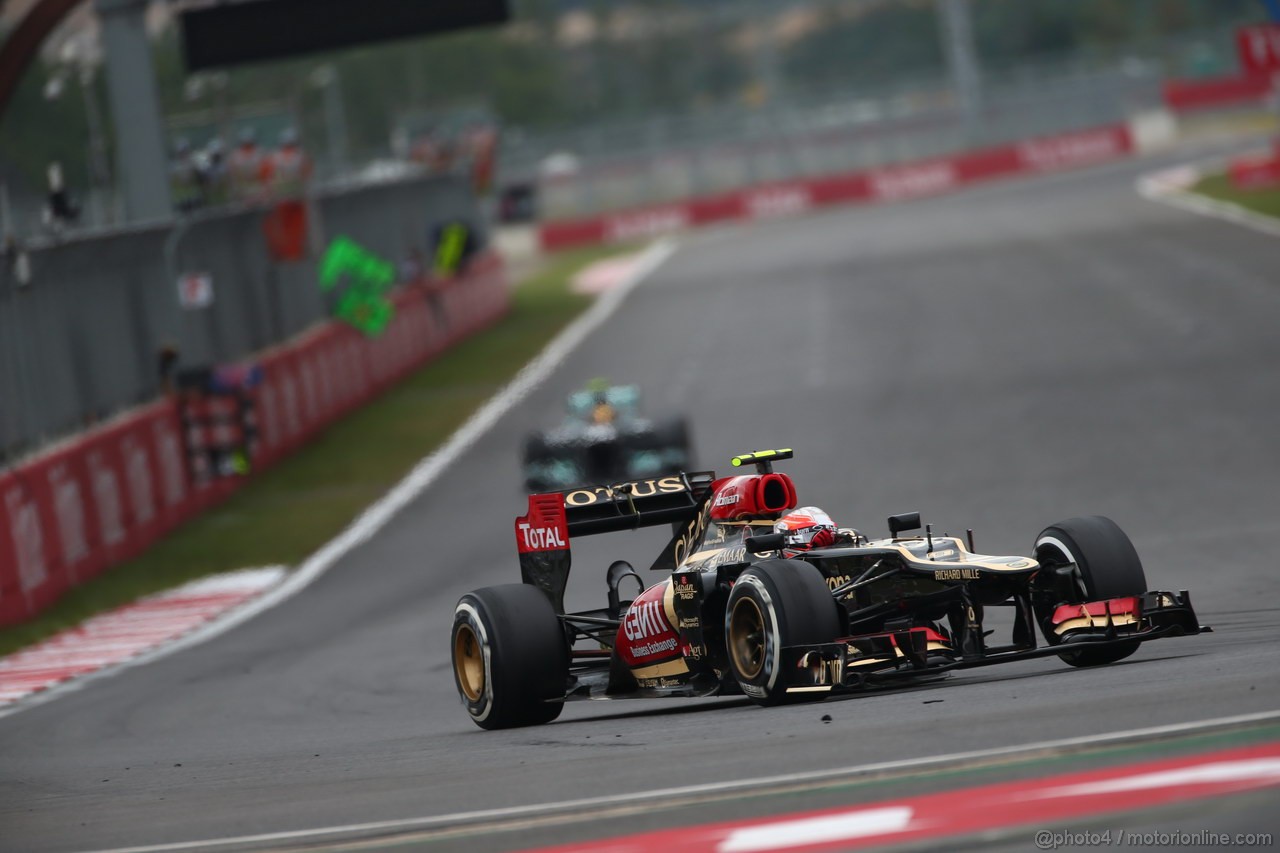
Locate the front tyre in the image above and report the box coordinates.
[1034,515,1147,668]
[725,560,841,706]
[452,584,568,729]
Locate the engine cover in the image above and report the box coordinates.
[615,580,688,685]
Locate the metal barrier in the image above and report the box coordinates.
[514,64,1166,221]
[0,174,485,461]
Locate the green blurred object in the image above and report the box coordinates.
[319,236,397,336]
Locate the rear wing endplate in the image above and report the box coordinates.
[515,471,715,612]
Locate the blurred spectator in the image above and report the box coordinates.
[263,128,313,199]
[466,124,499,195]
[499,182,537,223]
[42,162,79,231]
[409,129,452,173]
[195,137,229,205]
[228,127,267,202]
[170,137,204,212]
[157,343,180,396]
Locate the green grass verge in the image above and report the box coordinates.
[0,243,631,657]
[1192,172,1280,219]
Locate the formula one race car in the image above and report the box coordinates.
[452,449,1206,729]
[522,382,692,493]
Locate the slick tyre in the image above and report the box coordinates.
[522,434,553,492]
[452,584,568,729]
[725,560,841,706]
[1034,516,1147,668]
[657,417,693,467]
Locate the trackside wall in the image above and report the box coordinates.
[539,122,1160,251]
[0,253,509,627]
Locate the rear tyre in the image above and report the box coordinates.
[657,417,693,468]
[1034,516,1147,668]
[452,584,568,729]
[725,560,841,706]
[522,434,555,492]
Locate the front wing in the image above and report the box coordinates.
[778,590,1206,696]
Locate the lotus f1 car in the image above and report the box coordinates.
[452,450,1206,729]
[522,382,692,492]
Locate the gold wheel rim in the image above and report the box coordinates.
[454,623,485,702]
[729,596,766,680]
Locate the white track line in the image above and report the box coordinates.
[1137,157,1280,239]
[83,709,1280,853]
[0,238,678,722]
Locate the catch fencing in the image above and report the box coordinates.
[0,250,508,627]
[0,174,483,460]
[504,61,1168,223]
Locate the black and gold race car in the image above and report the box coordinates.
[451,450,1206,729]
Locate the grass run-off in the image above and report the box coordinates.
[1191,172,1280,219]
[0,243,632,657]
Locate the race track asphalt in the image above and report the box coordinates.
[3,142,1279,853]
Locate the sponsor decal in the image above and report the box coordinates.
[677,616,701,630]
[282,375,301,437]
[869,162,956,201]
[673,577,698,601]
[934,568,981,581]
[4,485,47,594]
[1018,131,1121,171]
[623,599,669,642]
[628,636,678,657]
[683,642,706,660]
[746,186,811,219]
[826,656,843,686]
[153,421,187,507]
[826,574,852,591]
[122,436,156,525]
[606,208,689,242]
[564,475,685,507]
[176,272,214,309]
[48,463,88,567]
[672,501,713,568]
[517,522,566,551]
[713,493,741,508]
[88,451,125,547]
[927,548,957,560]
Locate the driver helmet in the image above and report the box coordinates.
[591,401,616,424]
[774,506,838,550]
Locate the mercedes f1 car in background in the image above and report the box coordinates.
[453,449,1206,729]
[522,381,692,492]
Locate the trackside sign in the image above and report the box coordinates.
[1238,24,1280,75]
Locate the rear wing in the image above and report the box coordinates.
[516,471,716,612]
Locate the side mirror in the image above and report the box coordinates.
[887,512,921,538]
[745,532,786,553]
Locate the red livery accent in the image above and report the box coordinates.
[616,581,681,667]
[516,494,570,554]
[709,473,798,521]
[914,627,948,645]
[1051,597,1139,626]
